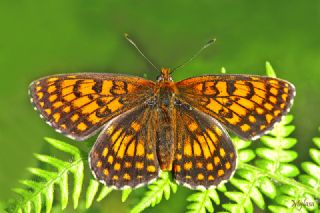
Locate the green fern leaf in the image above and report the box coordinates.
[236,123,320,212]
[257,177,276,199]
[224,166,277,212]
[300,134,320,191]
[268,128,320,212]
[269,185,317,212]
[223,191,251,213]
[122,188,133,202]
[86,179,100,208]
[130,172,177,213]
[221,67,227,74]
[84,179,115,207]
[96,186,113,202]
[233,137,255,163]
[265,61,277,78]
[27,168,55,213]
[186,188,220,213]
[45,137,84,209]
[255,115,299,177]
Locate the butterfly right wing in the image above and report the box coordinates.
[29,73,155,140]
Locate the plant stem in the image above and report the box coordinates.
[238,162,320,198]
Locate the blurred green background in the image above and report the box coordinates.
[0,0,319,212]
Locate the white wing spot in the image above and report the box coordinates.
[55,129,62,133]
[46,121,53,127]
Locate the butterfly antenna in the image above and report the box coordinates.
[124,33,160,72]
[171,38,216,73]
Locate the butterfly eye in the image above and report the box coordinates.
[156,74,173,82]
[156,75,163,81]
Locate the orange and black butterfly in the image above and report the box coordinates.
[29,37,295,190]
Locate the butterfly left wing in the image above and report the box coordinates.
[89,104,160,189]
[173,101,237,189]
[29,73,155,140]
[176,75,295,140]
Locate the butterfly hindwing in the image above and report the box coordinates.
[176,75,295,140]
[89,104,160,189]
[173,101,237,189]
[29,73,155,140]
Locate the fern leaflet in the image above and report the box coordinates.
[130,172,177,213]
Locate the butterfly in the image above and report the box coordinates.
[29,68,295,190]
[29,36,295,190]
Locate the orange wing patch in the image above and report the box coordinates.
[176,75,295,140]
[29,73,155,140]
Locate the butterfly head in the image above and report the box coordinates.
[157,68,173,82]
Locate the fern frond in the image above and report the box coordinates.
[299,128,320,192]
[226,178,256,212]
[268,185,318,212]
[255,115,299,177]
[186,188,220,213]
[8,138,115,213]
[235,124,320,213]
[221,137,275,213]
[9,137,84,213]
[268,128,320,212]
[130,172,177,213]
[186,184,226,213]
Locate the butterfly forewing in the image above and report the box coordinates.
[29,73,155,140]
[173,102,237,189]
[89,104,160,189]
[176,75,295,140]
